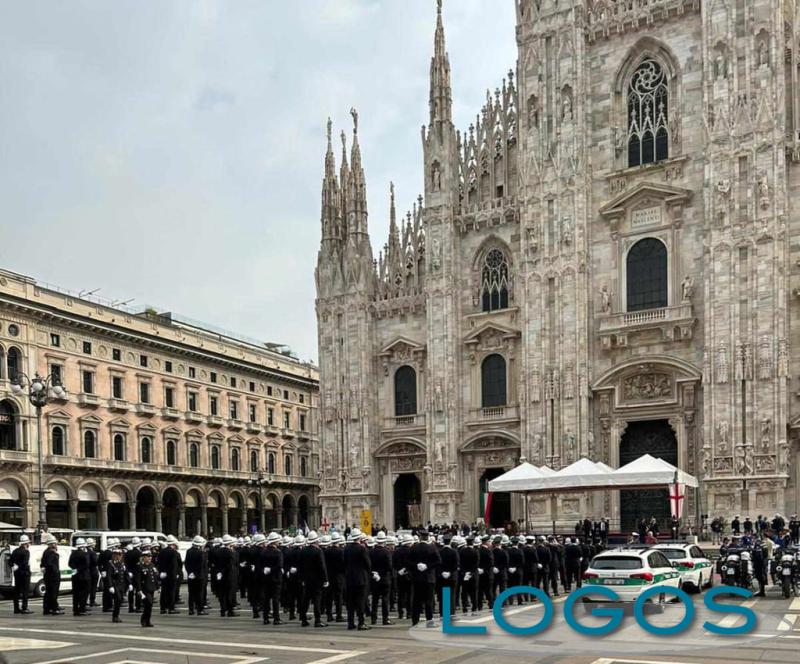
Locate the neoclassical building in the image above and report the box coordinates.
[0,269,320,537]
[316,0,800,532]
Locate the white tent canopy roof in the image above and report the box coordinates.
[612,454,698,488]
[486,462,546,492]
[544,458,614,490]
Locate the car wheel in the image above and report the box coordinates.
[32,580,46,598]
[705,571,714,589]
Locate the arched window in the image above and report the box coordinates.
[249,450,259,472]
[51,426,65,456]
[0,400,16,450]
[284,454,293,476]
[268,452,276,475]
[300,456,308,477]
[113,433,126,461]
[0,346,5,380]
[394,366,417,416]
[627,59,669,167]
[83,430,96,459]
[140,436,152,464]
[626,238,668,312]
[189,443,199,468]
[480,249,510,312]
[211,445,221,470]
[231,447,240,471]
[166,440,177,466]
[6,347,21,382]
[481,354,507,408]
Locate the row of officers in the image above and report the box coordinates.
[11,529,603,630]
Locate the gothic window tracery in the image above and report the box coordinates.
[626,238,668,312]
[627,59,669,167]
[480,248,510,312]
[394,365,417,416]
[481,354,507,408]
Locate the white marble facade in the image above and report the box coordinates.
[315,0,800,531]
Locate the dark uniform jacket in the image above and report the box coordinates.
[260,546,283,582]
[324,545,344,579]
[124,548,141,584]
[477,546,494,578]
[299,545,328,590]
[215,547,236,582]
[68,549,90,580]
[184,547,207,580]
[457,546,478,580]
[369,546,393,586]
[139,562,159,594]
[108,559,127,592]
[157,547,181,579]
[507,546,524,574]
[343,542,371,587]
[439,546,459,579]
[10,546,31,574]
[564,543,582,568]
[493,547,509,573]
[41,548,60,580]
[392,546,410,577]
[409,542,441,583]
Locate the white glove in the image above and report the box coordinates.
[509,567,517,573]
[537,563,543,569]
[372,572,380,581]
[264,567,271,575]
[250,565,255,572]
[159,572,167,580]
[478,567,484,575]
[323,581,329,588]
[139,591,146,600]
[442,571,451,579]
[416,563,428,572]
[11,564,18,572]
[128,585,133,592]
[398,568,407,576]
[109,587,115,595]
[290,567,297,574]
[101,571,107,579]
[464,572,472,581]
[216,572,222,581]
[492,567,499,574]
[188,573,196,580]
[579,557,583,562]
[240,562,246,568]
[128,572,134,579]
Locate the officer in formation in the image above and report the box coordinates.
[40,534,64,616]
[10,534,32,615]
[20,527,604,630]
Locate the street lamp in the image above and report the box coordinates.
[10,372,66,542]
[247,471,272,534]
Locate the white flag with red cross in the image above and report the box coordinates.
[668,481,685,520]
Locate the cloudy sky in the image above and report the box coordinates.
[0,0,517,363]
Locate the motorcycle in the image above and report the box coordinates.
[775,548,800,598]
[720,548,753,589]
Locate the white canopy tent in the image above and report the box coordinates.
[485,462,547,492]
[610,454,698,488]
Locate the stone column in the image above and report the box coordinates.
[200,503,208,537]
[99,500,109,530]
[129,502,137,530]
[275,507,283,530]
[221,507,229,535]
[178,505,186,539]
[243,507,251,534]
[155,506,162,533]
[68,499,79,531]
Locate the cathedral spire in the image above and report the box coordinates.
[346,107,369,241]
[429,0,452,129]
[320,118,340,246]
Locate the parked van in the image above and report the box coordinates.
[70,530,167,551]
[0,543,74,597]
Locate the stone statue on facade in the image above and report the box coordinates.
[681,275,694,301]
[760,417,772,452]
[717,420,729,454]
[778,439,790,473]
[599,285,612,314]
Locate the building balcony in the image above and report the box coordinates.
[598,302,695,349]
[77,392,99,407]
[206,414,224,427]
[161,407,181,420]
[465,404,520,429]
[107,398,130,412]
[280,427,295,439]
[185,410,204,424]
[246,421,262,435]
[228,419,245,431]
[0,449,33,468]
[296,429,310,441]
[383,413,426,430]
[265,424,279,435]
[136,402,157,416]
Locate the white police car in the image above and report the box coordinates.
[649,543,714,592]
[582,547,682,601]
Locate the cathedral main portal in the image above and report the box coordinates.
[619,419,677,534]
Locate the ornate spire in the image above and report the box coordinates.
[346,107,369,240]
[429,0,452,128]
[320,118,340,246]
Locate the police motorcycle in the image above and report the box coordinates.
[773,545,800,598]
[719,547,753,589]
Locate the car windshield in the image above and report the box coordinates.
[591,556,643,570]
[658,549,686,560]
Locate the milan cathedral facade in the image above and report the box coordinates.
[315,0,800,532]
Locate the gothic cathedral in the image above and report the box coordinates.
[315,0,800,532]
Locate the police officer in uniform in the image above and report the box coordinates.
[260,532,284,625]
[393,534,413,620]
[108,546,127,623]
[506,537,524,602]
[98,538,114,613]
[437,534,458,618]
[10,534,32,615]
[299,531,328,627]
[409,529,441,627]
[157,535,181,614]
[492,535,509,600]
[138,548,158,628]
[324,533,345,623]
[476,536,494,610]
[343,529,371,630]
[752,538,768,597]
[87,538,100,608]
[369,531,393,625]
[69,538,91,616]
[216,534,238,617]
[40,534,63,616]
[184,535,208,616]
[535,536,551,595]
[125,537,142,613]
[456,537,478,614]
[564,537,582,591]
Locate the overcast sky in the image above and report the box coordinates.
[0,0,517,363]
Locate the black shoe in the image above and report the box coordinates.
[383,620,395,625]
[144,623,154,628]
[357,624,371,631]
[197,611,209,616]
[314,622,327,628]
[112,617,122,623]
[189,611,195,616]
[347,625,356,630]
[160,610,167,615]
[273,619,284,625]
[227,612,239,617]
[370,618,377,625]
[168,610,179,615]
[301,620,310,627]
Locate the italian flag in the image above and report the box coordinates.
[482,491,493,524]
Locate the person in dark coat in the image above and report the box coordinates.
[125,538,143,613]
[506,537,524,604]
[87,538,100,608]
[522,536,540,599]
[138,549,158,628]
[157,536,181,614]
[184,536,208,616]
[215,535,238,617]
[40,534,63,616]
[10,534,32,615]
[107,547,127,623]
[343,530,371,630]
[97,540,114,613]
[68,538,91,616]
[369,532,393,625]
[458,537,479,614]
[564,537,583,591]
[547,537,562,596]
[260,532,284,625]
[437,535,459,617]
[299,531,328,627]
[283,538,302,621]
[323,533,345,623]
[476,536,495,610]
[535,537,551,596]
[492,536,509,600]
[408,529,441,627]
[393,536,413,620]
